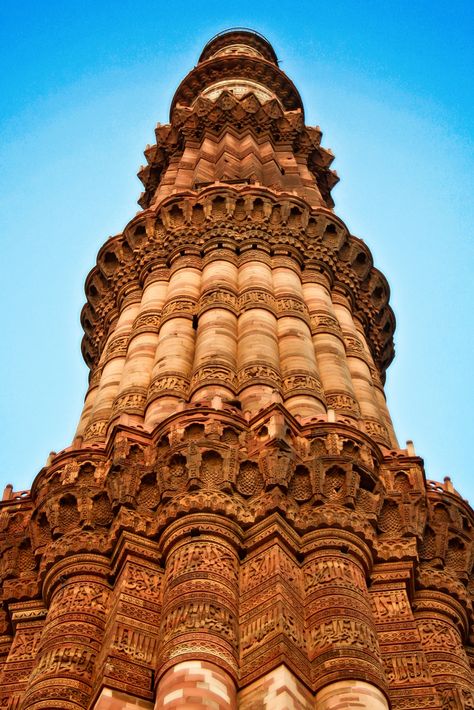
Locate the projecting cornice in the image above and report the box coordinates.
[80,185,395,377]
[170,54,303,116]
[138,90,338,210]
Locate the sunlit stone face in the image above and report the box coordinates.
[199,79,277,104]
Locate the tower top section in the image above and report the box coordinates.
[79,30,397,440]
[198,28,279,65]
[171,28,302,116]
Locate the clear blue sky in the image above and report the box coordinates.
[1,1,473,502]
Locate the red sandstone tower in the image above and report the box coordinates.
[1,29,473,710]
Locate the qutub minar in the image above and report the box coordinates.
[1,29,473,710]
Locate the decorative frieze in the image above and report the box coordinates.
[146,374,190,400]
[383,653,432,685]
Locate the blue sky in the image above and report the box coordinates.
[1,1,473,502]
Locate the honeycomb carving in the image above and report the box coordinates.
[288,465,312,502]
[236,461,263,497]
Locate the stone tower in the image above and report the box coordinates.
[1,29,473,710]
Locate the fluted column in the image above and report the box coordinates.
[111,266,170,429]
[332,292,389,445]
[74,368,101,443]
[145,257,200,426]
[303,530,388,703]
[354,318,398,447]
[237,252,281,413]
[82,289,142,441]
[191,251,238,402]
[21,555,110,709]
[273,258,326,418]
[155,515,240,709]
[302,271,360,423]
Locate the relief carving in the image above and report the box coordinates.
[104,334,129,359]
[241,604,305,654]
[50,583,108,617]
[259,447,293,489]
[6,628,40,661]
[309,313,343,335]
[241,546,301,593]
[238,289,276,312]
[199,289,238,312]
[112,625,158,663]
[162,601,237,644]
[83,419,107,439]
[304,557,366,593]
[282,374,324,398]
[111,391,147,415]
[238,364,282,388]
[370,589,411,620]
[167,541,238,582]
[147,374,190,399]
[236,461,263,497]
[418,620,459,651]
[325,392,360,416]
[31,646,96,681]
[161,298,196,319]
[123,563,162,598]
[276,296,308,316]
[191,365,238,390]
[364,419,390,442]
[383,654,431,684]
[344,334,365,355]
[132,312,162,333]
[311,617,379,655]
